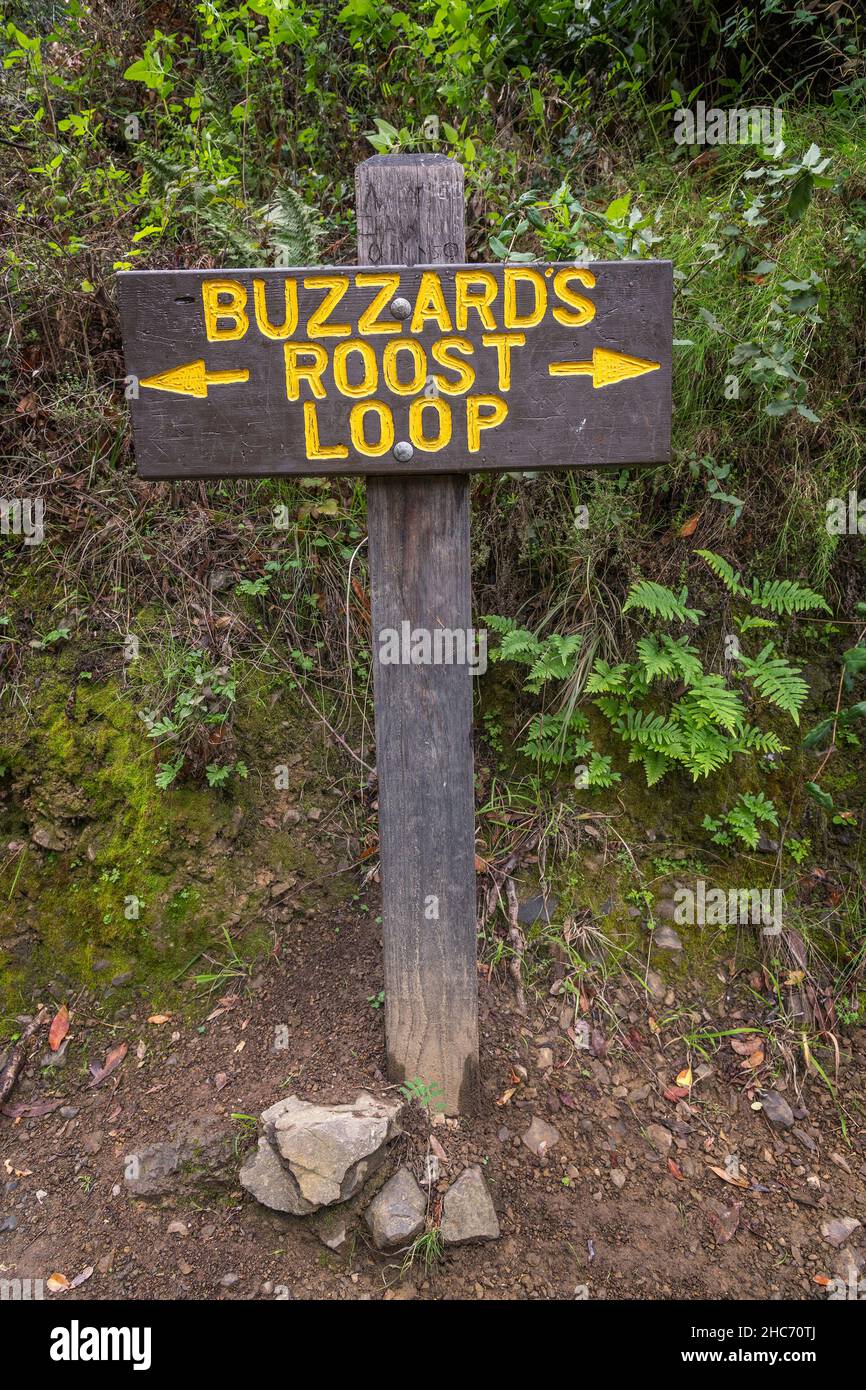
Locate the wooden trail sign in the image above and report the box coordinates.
[118,266,671,479]
[117,153,673,1113]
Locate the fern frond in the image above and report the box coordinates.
[695,549,746,597]
[263,186,320,267]
[624,579,704,625]
[738,642,809,723]
[750,578,830,616]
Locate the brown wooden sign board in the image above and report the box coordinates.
[118,261,672,478]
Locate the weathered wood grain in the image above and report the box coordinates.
[360,154,480,1113]
[118,253,672,479]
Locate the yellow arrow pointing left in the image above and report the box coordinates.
[139,360,249,399]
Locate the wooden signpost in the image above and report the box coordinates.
[118,154,672,1113]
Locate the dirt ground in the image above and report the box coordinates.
[1,886,864,1303]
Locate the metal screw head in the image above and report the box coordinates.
[393,440,414,462]
[389,297,412,320]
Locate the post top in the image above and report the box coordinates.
[358,153,462,169]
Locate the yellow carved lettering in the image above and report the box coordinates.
[383,340,426,395]
[503,268,546,329]
[454,271,498,331]
[409,397,452,452]
[202,279,248,341]
[333,340,378,398]
[431,337,475,395]
[284,343,329,400]
[252,278,298,340]
[356,273,402,335]
[481,332,525,391]
[349,401,394,456]
[411,272,453,333]
[305,275,351,337]
[303,402,347,460]
[467,394,508,451]
[552,269,596,326]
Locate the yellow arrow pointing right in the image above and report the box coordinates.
[140,360,249,399]
[548,347,660,389]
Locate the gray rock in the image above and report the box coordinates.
[646,1123,673,1155]
[758,1090,795,1129]
[517,894,558,925]
[645,969,666,1002]
[821,1217,861,1248]
[240,1136,304,1213]
[312,1207,351,1250]
[521,1115,561,1157]
[125,1112,235,1199]
[364,1167,426,1251]
[265,1091,401,1213]
[0,1213,18,1233]
[441,1166,499,1245]
[653,924,683,951]
[654,899,677,921]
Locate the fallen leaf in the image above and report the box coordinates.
[495,1086,517,1106]
[667,1157,684,1180]
[47,1273,70,1293]
[739,1048,765,1069]
[70,1266,93,1289]
[678,513,701,538]
[147,1014,171,1025]
[429,1135,447,1162]
[474,854,489,872]
[214,1072,229,1091]
[706,1198,742,1244]
[709,1164,750,1188]
[813,1274,832,1287]
[234,1039,246,1053]
[664,1085,690,1102]
[1,1098,64,1119]
[676,1066,693,1088]
[49,1004,70,1052]
[730,1034,764,1056]
[88,1041,128,1087]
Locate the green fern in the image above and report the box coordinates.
[750,578,831,616]
[738,642,809,723]
[623,579,704,625]
[262,186,320,266]
[695,549,746,597]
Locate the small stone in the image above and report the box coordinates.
[653,924,683,951]
[239,1136,302,1214]
[59,1105,79,1119]
[82,1131,102,1155]
[821,1217,861,1248]
[610,1169,627,1189]
[263,1091,402,1213]
[441,1167,499,1245]
[517,894,558,925]
[167,1220,189,1237]
[522,1116,561,1158]
[646,1123,673,1155]
[654,899,677,921]
[645,969,666,1003]
[219,1273,239,1287]
[536,1047,554,1071]
[364,1167,426,1251]
[758,1090,795,1129]
[0,1214,18,1233]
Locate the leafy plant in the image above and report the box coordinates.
[703,793,779,850]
